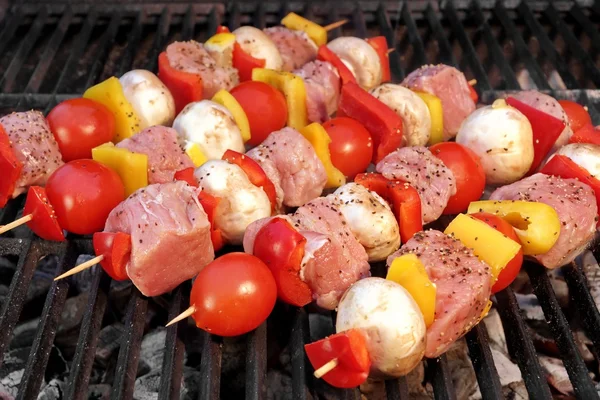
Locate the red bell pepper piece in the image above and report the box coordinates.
[198,191,225,252]
[253,217,312,307]
[222,150,277,213]
[505,97,565,175]
[174,167,198,187]
[158,51,203,114]
[316,45,357,85]
[23,186,65,241]
[540,154,600,226]
[569,123,600,146]
[365,36,391,83]
[338,82,403,164]
[93,232,131,281]
[0,125,22,208]
[304,329,371,388]
[468,84,478,104]
[232,43,266,82]
[216,25,230,33]
[354,173,423,243]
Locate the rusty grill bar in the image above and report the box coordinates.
[1,1,600,399]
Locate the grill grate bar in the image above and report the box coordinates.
[83,10,123,90]
[291,308,309,400]
[206,7,220,41]
[111,291,148,400]
[116,11,144,77]
[0,7,23,63]
[569,3,600,55]
[199,332,222,400]
[465,324,504,399]
[525,262,600,399]
[377,3,404,81]
[327,6,343,41]
[401,2,427,68]
[145,7,171,72]
[245,322,267,400]
[181,5,195,41]
[158,286,187,400]
[352,4,368,39]
[428,354,457,400]
[385,377,410,400]
[424,4,458,67]
[228,2,241,31]
[494,287,553,399]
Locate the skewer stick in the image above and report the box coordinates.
[166,305,196,327]
[387,48,395,54]
[0,214,33,234]
[323,19,348,32]
[54,255,104,281]
[468,79,477,86]
[314,358,339,378]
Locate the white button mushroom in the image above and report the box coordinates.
[327,37,382,91]
[336,277,426,378]
[552,143,600,178]
[233,26,284,71]
[370,84,432,146]
[332,183,400,262]
[119,70,176,129]
[456,99,534,186]
[172,100,245,160]
[194,160,271,244]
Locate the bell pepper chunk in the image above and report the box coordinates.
[158,51,203,114]
[365,36,391,83]
[23,186,65,241]
[216,25,230,33]
[174,167,198,187]
[253,217,312,306]
[252,68,308,130]
[338,82,403,164]
[413,91,443,145]
[92,143,148,197]
[316,45,356,85]
[222,150,277,213]
[300,123,346,189]
[281,12,327,47]
[444,214,521,281]
[233,42,267,82]
[0,125,22,208]
[83,77,141,143]
[198,191,224,252]
[184,143,208,167]
[304,329,371,389]
[387,254,436,327]
[212,90,251,142]
[467,200,560,256]
[569,123,600,146]
[505,97,565,175]
[205,32,236,67]
[93,232,131,281]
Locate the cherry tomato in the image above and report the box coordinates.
[230,81,288,146]
[190,252,277,337]
[470,212,523,293]
[47,98,115,161]
[45,160,125,235]
[322,117,373,178]
[558,100,592,134]
[430,142,486,215]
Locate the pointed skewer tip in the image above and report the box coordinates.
[53,255,104,281]
[324,19,349,32]
[166,305,196,327]
[0,214,33,235]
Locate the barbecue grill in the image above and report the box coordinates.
[1,0,600,399]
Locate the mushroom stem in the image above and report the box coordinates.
[54,255,104,281]
[0,214,33,234]
[166,305,196,327]
[314,358,339,378]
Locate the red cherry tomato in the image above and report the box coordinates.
[230,81,288,146]
[430,142,486,215]
[190,252,277,337]
[470,212,523,293]
[47,98,115,161]
[558,100,592,134]
[322,117,373,178]
[45,160,125,235]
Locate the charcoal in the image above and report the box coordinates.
[573,331,595,363]
[133,370,161,400]
[0,256,16,281]
[95,323,125,366]
[0,391,14,400]
[0,347,28,379]
[548,271,569,309]
[469,349,527,399]
[581,251,600,311]
[46,346,69,381]
[539,355,574,396]
[26,255,59,303]
[0,285,8,308]
[139,330,166,371]
[443,339,478,400]
[180,367,201,400]
[483,309,508,354]
[66,255,99,293]
[0,370,26,398]
[87,384,111,400]
[308,313,334,341]
[37,379,64,400]
[10,319,39,349]
[54,292,90,354]
[266,371,293,400]
[108,280,133,318]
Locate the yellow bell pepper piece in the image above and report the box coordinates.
[84,77,141,143]
[184,143,208,168]
[444,214,521,282]
[92,143,148,197]
[387,254,436,327]
[205,33,236,66]
[212,90,251,142]
[414,91,444,145]
[467,200,561,256]
[281,12,327,47]
[252,68,308,130]
[299,123,345,189]
[205,32,236,47]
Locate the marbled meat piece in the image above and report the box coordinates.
[387,230,492,358]
[246,127,327,208]
[294,60,340,123]
[117,125,194,184]
[402,64,476,140]
[104,181,214,297]
[166,40,239,99]
[0,111,63,197]
[264,27,318,71]
[490,173,597,269]
[376,146,456,224]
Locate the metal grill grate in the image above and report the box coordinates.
[1,1,600,399]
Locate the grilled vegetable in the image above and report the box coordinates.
[365,36,391,83]
[300,123,346,189]
[23,186,65,241]
[93,232,131,281]
[158,52,203,114]
[92,143,148,197]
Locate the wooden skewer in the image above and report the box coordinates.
[468,79,477,86]
[0,214,33,234]
[166,305,196,327]
[387,48,395,54]
[54,255,104,281]
[323,19,348,32]
[314,358,339,378]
